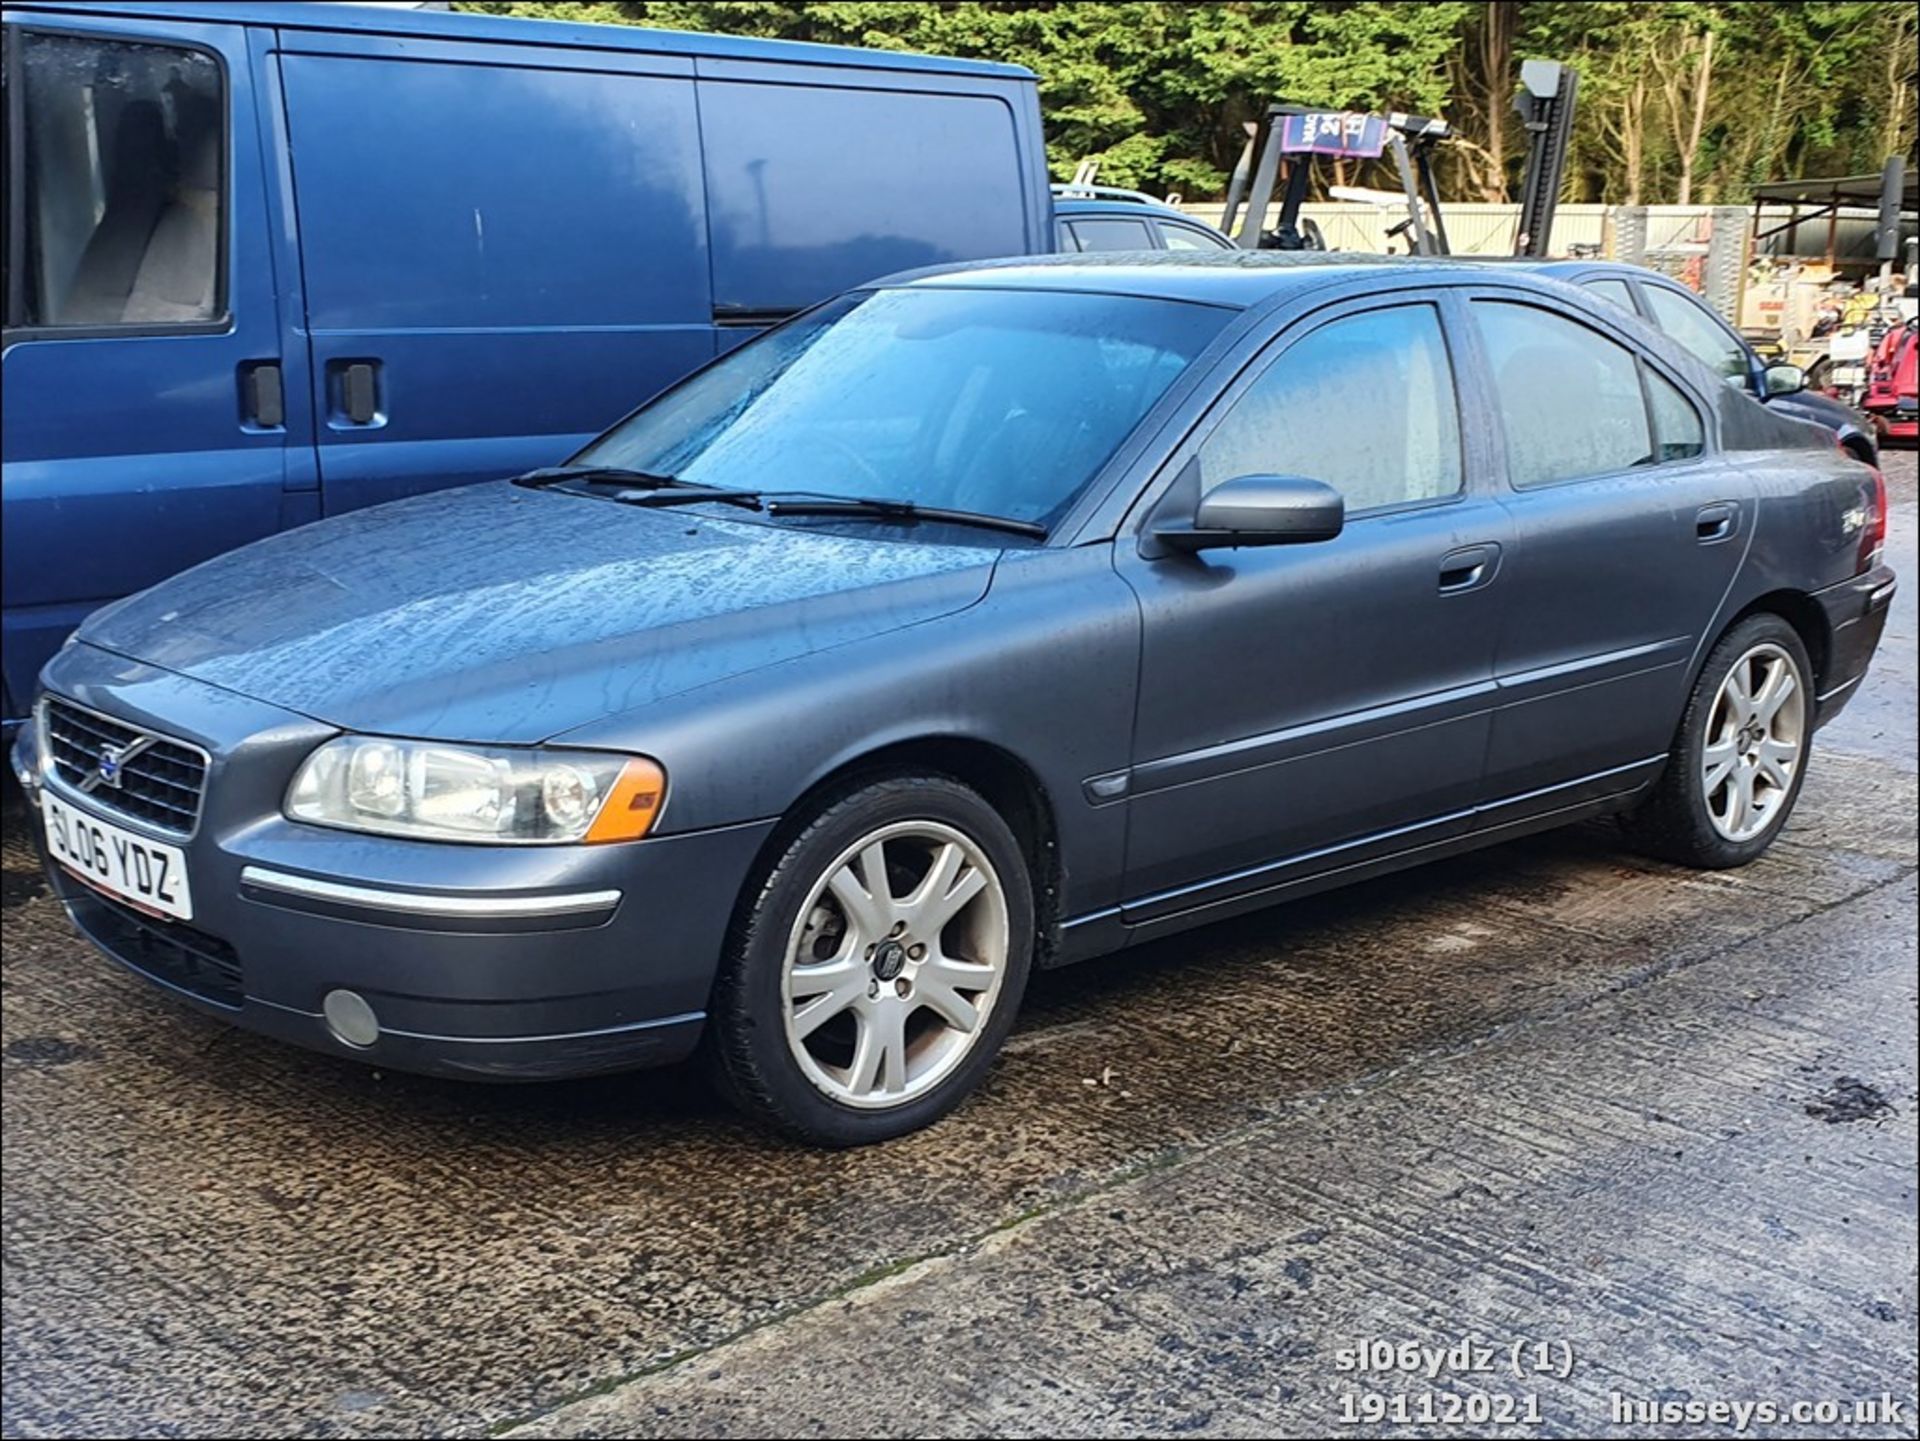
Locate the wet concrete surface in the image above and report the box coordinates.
[2,453,1914,1438]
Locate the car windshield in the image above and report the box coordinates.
[573,287,1231,529]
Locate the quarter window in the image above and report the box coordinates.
[1068,217,1154,252]
[5,30,224,329]
[1477,301,1653,488]
[1198,304,1463,512]
[1647,369,1705,461]
[1159,222,1232,251]
[1579,278,1636,312]
[1643,284,1751,386]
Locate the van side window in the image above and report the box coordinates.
[1477,301,1652,488]
[1646,368,1705,461]
[1642,284,1751,386]
[1198,303,1463,512]
[7,31,224,329]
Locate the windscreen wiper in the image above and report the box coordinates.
[515,466,764,512]
[764,495,1048,540]
[513,465,684,490]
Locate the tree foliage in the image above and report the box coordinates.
[460,1,1919,202]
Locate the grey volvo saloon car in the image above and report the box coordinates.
[14,254,1896,1145]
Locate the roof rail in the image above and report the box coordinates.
[1049,182,1182,210]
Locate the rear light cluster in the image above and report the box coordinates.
[1859,465,1888,574]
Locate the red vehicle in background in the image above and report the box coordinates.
[1863,318,1918,443]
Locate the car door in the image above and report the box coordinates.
[1465,290,1751,822]
[1114,293,1511,923]
[1,14,297,717]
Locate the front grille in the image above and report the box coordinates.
[64,885,244,1009]
[43,697,208,836]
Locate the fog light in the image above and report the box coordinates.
[323,989,380,1049]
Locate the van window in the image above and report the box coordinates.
[700,82,1030,319]
[7,30,223,328]
[1643,284,1752,386]
[1069,218,1155,252]
[1198,304,1463,512]
[1477,301,1653,488]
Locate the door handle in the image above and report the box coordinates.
[343,362,378,425]
[1696,502,1737,543]
[1438,542,1501,594]
[240,362,283,428]
[327,359,384,426]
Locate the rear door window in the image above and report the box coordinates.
[1068,217,1155,252]
[1198,303,1463,512]
[7,29,225,329]
[1643,284,1752,386]
[1476,301,1654,488]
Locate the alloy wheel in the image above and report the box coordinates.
[1701,641,1806,844]
[781,820,1009,1109]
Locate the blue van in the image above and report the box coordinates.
[0,0,1051,727]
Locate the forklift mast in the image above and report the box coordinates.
[1511,60,1578,256]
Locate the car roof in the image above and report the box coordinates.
[1054,197,1198,220]
[1509,258,1694,291]
[881,251,1474,307]
[13,0,1034,78]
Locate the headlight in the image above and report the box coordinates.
[287,737,665,844]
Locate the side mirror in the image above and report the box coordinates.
[1762,362,1807,398]
[1152,474,1345,553]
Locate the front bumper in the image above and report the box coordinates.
[1810,562,1897,729]
[14,646,775,1081]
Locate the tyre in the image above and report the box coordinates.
[1623,613,1814,868]
[708,774,1034,1145]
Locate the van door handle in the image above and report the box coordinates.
[327,359,383,426]
[1438,543,1501,594]
[240,362,283,428]
[343,362,378,425]
[1696,502,1737,543]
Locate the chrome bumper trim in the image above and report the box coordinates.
[239,866,621,919]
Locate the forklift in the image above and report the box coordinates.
[1217,59,1579,258]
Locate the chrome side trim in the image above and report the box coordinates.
[239,866,620,919]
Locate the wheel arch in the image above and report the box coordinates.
[1722,590,1830,694]
[734,735,1065,963]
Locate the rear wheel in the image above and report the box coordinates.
[1624,613,1813,868]
[708,774,1033,1145]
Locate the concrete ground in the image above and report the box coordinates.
[2,453,1914,1440]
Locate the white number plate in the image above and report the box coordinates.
[44,792,194,921]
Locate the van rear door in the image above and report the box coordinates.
[1,12,296,718]
[275,31,712,515]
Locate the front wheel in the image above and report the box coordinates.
[1623,613,1813,868]
[708,775,1033,1146]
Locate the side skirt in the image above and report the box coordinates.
[1046,773,1657,967]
